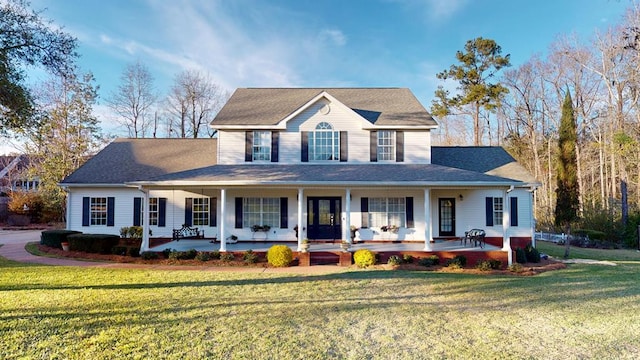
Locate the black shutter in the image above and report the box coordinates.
[245,131,253,162]
[340,131,348,162]
[82,197,90,226]
[396,131,404,162]
[107,197,115,227]
[510,197,518,227]
[406,197,414,228]
[185,198,193,226]
[361,197,369,228]
[271,131,279,162]
[235,197,243,228]
[210,197,217,227]
[280,197,288,228]
[133,197,142,226]
[301,131,309,162]
[370,131,377,162]
[485,197,494,226]
[158,198,167,227]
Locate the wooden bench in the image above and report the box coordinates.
[172,224,204,241]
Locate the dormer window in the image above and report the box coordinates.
[309,122,340,161]
[252,131,271,161]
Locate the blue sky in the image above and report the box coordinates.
[1,0,632,153]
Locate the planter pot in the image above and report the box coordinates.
[301,243,310,253]
[340,243,351,252]
[61,242,70,251]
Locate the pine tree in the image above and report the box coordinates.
[554,90,579,258]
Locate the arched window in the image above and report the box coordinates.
[309,122,340,161]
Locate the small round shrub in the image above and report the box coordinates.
[243,249,259,264]
[402,254,414,264]
[418,255,440,267]
[184,249,198,260]
[162,248,172,258]
[210,250,221,259]
[195,251,211,262]
[128,247,141,257]
[141,251,159,260]
[475,260,493,271]
[267,245,293,267]
[220,252,236,262]
[387,255,402,266]
[111,246,127,256]
[515,247,527,264]
[508,263,524,273]
[446,255,467,268]
[524,244,541,263]
[353,249,376,268]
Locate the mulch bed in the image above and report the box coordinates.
[35,244,566,274]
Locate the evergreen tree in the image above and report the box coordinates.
[554,89,579,258]
[431,37,511,145]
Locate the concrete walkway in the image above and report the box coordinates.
[0,230,348,274]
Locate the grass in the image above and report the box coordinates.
[536,240,640,261]
[1,254,640,359]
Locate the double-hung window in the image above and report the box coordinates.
[309,122,340,161]
[252,131,271,161]
[493,197,503,225]
[193,198,209,226]
[138,198,159,226]
[377,130,395,161]
[90,197,108,225]
[369,197,406,227]
[243,198,280,228]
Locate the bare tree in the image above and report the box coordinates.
[165,70,229,138]
[107,61,157,138]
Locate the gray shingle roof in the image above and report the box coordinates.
[211,88,438,127]
[61,138,218,184]
[133,164,520,186]
[431,146,538,183]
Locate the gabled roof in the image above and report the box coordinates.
[60,138,218,184]
[431,146,538,184]
[211,88,438,127]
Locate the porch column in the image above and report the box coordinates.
[345,188,351,243]
[423,188,432,251]
[297,188,304,251]
[220,188,227,252]
[140,187,150,253]
[503,188,512,265]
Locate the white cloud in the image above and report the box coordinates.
[319,29,347,46]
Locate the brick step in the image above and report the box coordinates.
[310,251,340,265]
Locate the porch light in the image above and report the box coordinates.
[459,194,463,201]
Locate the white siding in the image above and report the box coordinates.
[217,97,432,165]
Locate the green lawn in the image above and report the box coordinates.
[1,255,640,359]
[536,240,640,261]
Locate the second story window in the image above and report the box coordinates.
[377,130,395,161]
[309,122,340,161]
[252,131,271,161]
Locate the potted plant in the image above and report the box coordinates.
[350,225,358,242]
[300,238,310,252]
[61,241,70,251]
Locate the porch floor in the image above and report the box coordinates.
[150,239,501,253]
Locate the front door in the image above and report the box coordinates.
[307,197,341,240]
[439,198,456,236]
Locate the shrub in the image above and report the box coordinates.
[508,263,524,273]
[195,251,211,262]
[184,249,197,260]
[111,246,128,256]
[66,234,120,254]
[168,249,198,260]
[162,248,172,258]
[128,247,140,257]
[353,249,376,268]
[40,229,82,248]
[243,250,258,264]
[476,259,501,271]
[220,252,235,262]
[524,243,541,263]
[402,254,414,264]
[387,255,402,266]
[8,190,44,222]
[141,251,159,260]
[210,250,221,259]
[418,255,440,267]
[267,245,293,267]
[168,250,181,260]
[515,247,527,264]
[445,255,467,268]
